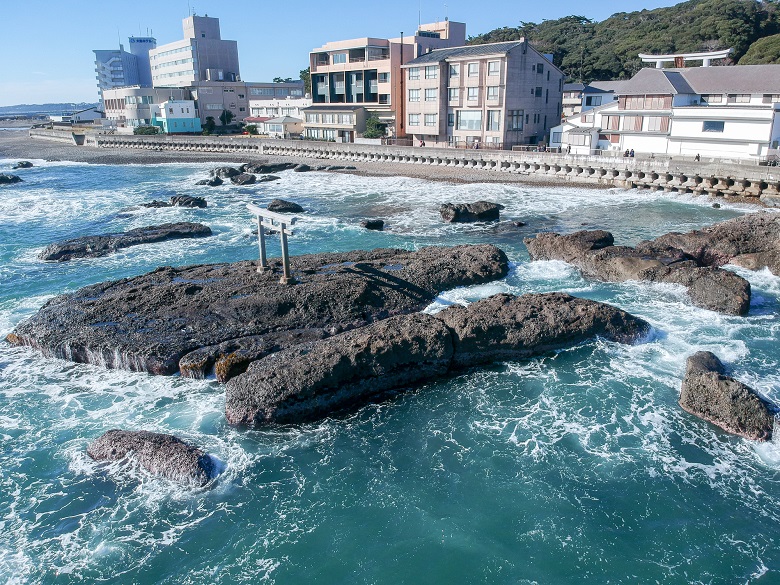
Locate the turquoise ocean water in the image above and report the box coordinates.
[1,159,779,584]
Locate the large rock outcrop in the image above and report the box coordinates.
[9,245,509,376]
[230,173,256,185]
[524,229,751,315]
[38,222,213,262]
[143,195,207,209]
[440,201,505,223]
[210,166,241,179]
[87,429,217,486]
[12,161,33,169]
[225,292,650,425]
[267,199,304,213]
[241,162,296,174]
[0,173,22,184]
[679,351,776,441]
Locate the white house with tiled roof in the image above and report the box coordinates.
[550,64,780,160]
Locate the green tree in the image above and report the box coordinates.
[739,33,780,63]
[362,115,387,139]
[244,124,258,135]
[219,110,235,126]
[273,76,294,83]
[300,67,311,94]
[133,125,159,135]
[203,116,216,134]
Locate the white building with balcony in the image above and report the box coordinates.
[549,65,780,160]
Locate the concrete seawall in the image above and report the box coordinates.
[44,132,780,204]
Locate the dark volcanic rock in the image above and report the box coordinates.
[87,429,217,486]
[256,175,281,183]
[196,177,223,187]
[230,173,256,185]
[9,245,509,375]
[640,212,780,275]
[267,199,304,213]
[679,351,776,441]
[225,314,453,424]
[242,162,295,174]
[210,166,240,179]
[524,229,751,315]
[435,292,651,368]
[38,222,212,262]
[440,201,505,223]
[293,164,311,172]
[361,219,384,231]
[0,173,22,184]
[170,195,207,208]
[142,200,172,208]
[225,292,650,425]
[12,161,33,169]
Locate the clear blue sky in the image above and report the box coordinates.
[0,0,683,106]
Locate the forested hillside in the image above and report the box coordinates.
[467,0,780,81]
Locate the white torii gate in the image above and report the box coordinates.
[638,48,733,68]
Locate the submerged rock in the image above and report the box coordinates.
[256,175,281,183]
[679,351,775,441]
[524,229,751,315]
[143,195,207,209]
[440,201,505,223]
[87,429,217,486]
[0,173,22,184]
[293,164,311,172]
[196,177,223,187]
[38,222,213,262]
[267,199,304,213]
[12,161,33,169]
[225,292,650,425]
[361,219,384,231]
[9,245,509,375]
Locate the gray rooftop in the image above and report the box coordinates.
[585,80,631,94]
[403,41,526,66]
[621,64,780,95]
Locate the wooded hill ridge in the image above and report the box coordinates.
[467,0,780,82]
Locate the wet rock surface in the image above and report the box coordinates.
[38,222,213,262]
[195,177,223,186]
[12,161,33,169]
[225,292,649,425]
[0,173,22,184]
[524,227,751,315]
[87,429,217,486]
[210,166,241,179]
[230,172,256,185]
[242,162,295,174]
[267,199,304,213]
[9,245,509,375]
[440,201,505,223]
[679,351,776,441]
[143,195,207,209]
[361,219,384,231]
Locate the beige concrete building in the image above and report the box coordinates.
[402,40,564,148]
[307,20,466,141]
[102,86,192,128]
[150,15,240,87]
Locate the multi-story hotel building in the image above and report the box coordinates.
[149,15,240,88]
[401,40,564,148]
[306,20,466,141]
[93,37,156,105]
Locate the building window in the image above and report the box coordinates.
[238,94,245,99]
[468,63,479,77]
[306,113,319,123]
[646,116,670,132]
[467,87,479,101]
[424,113,437,126]
[536,63,544,74]
[534,87,542,97]
[763,94,780,103]
[487,110,501,132]
[425,66,438,79]
[508,110,523,130]
[239,107,245,112]
[449,64,460,78]
[581,112,594,123]
[456,110,482,130]
[448,88,458,102]
[552,131,562,143]
[251,88,275,96]
[604,115,620,130]
[623,115,643,131]
[448,113,455,126]
[408,67,420,80]
[702,120,725,132]
[332,53,347,64]
[323,114,335,124]
[425,88,437,101]
[338,114,353,124]
[488,61,500,76]
[409,89,420,102]
[585,96,602,107]
[729,94,751,103]
[378,72,389,83]
[487,86,499,100]
[408,113,420,126]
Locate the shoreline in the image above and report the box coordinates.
[0,131,596,187]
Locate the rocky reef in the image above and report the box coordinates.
[225,292,650,425]
[87,429,217,486]
[9,245,509,376]
[440,201,504,223]
[679,351,776,441]
[38,222,213,262]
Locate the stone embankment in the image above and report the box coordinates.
[83,134,780,202]
[225,293,651,425]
